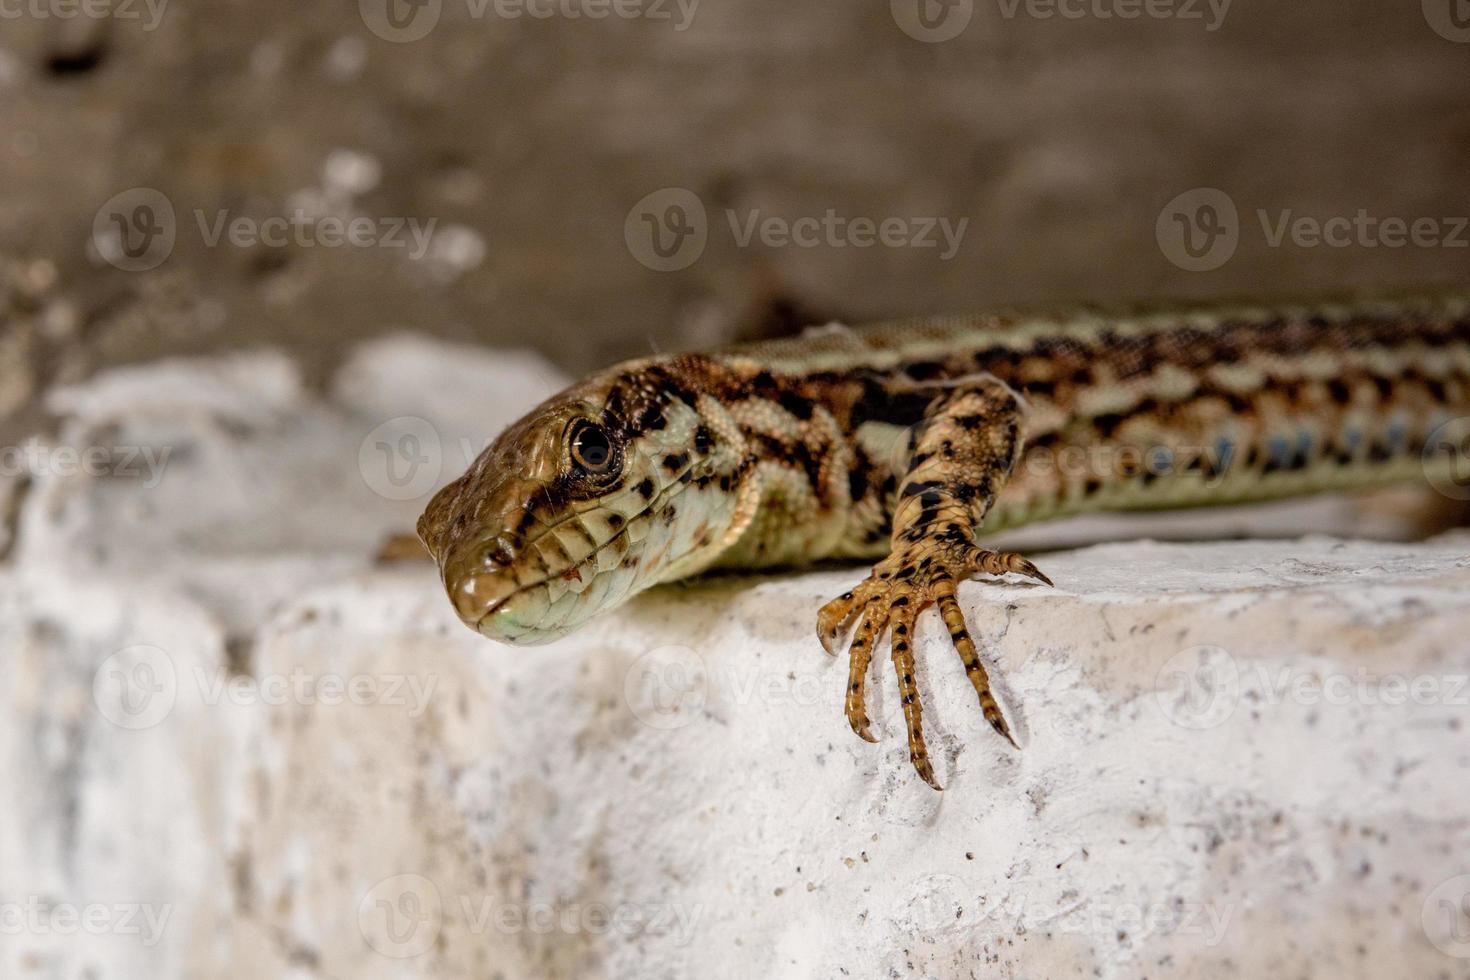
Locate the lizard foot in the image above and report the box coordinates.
[815,541,1050,789]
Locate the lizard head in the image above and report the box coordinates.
[417,361,748,644]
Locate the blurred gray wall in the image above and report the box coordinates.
[0,0,1467,412]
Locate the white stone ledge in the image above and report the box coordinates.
[4,340,1469,979]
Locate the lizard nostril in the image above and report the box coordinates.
[484,535,517,568]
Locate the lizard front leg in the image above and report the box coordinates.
[817,376,1050,789]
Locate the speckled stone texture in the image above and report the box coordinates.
[4,340,1470,979]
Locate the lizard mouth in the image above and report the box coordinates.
[464,461,699,639]
[453,570,550,643]
[476,585,525,628]
[470,574,586,645]
[462,541,626,641]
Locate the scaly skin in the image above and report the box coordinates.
[417,291,1470,788]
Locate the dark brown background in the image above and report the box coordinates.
[1,0,1467,433]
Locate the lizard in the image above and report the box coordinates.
[415,291,1470,789]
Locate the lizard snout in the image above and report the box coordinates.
[443,533,521,628]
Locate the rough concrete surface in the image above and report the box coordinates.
[3,338,1469,980]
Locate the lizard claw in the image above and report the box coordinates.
[816,590,858,656]
[1012,557,1053,588]
[820,540,1035,788]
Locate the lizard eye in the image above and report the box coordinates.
[568,419,619,477]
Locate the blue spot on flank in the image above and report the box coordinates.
[1386,420,1408,450]
[1268,436,1292,469]
[1150,448,1173,473]
[1296,431,1315,463]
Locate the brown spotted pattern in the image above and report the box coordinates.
[421,291,1470,785]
